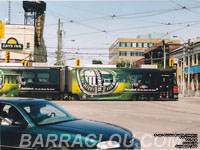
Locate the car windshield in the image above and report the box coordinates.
[19,101,76,125]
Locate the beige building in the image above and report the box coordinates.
[109,38,181,66]
[171,38,200,96]
[109,38,171,65]
[0,24,35,63]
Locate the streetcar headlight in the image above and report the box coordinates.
[96,141,120,149]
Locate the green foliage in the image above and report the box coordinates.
[92,60,103,64]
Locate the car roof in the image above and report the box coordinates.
[0,97,47,104]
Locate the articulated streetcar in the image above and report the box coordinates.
[0,66,178,101]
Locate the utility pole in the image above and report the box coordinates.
[182,45,185,97]
[163,40,166,69]
[56,18,63,66]
[8,1,11,24]
[187,39,192,96]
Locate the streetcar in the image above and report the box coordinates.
[0,66,178,101]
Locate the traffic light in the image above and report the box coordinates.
[185,73,188,78]
[76,59,80,67]
[169,58,174,67]
[5,51,10,63]
[22,60,29,67]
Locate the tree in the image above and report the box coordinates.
[92,60,103,64]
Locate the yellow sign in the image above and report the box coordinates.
[169,58,174,67]
[0,22,5,39]
[76,59,80,67]
[5,51,10,63]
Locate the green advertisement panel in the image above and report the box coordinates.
[0,69,20,97]
[72,68,144,100]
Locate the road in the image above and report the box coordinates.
[54,97,200,149]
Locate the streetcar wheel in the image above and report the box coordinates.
[148,96,155,101]
[68,96,75,101]
[53,94,60,100]
[131,95,138,101]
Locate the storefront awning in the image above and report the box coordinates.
[185,65,200,74]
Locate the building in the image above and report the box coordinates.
[144,40,181,68]
[137,33,170,40]
[0,24,35,64]
[109,38,164,65]
[171,38,200,96]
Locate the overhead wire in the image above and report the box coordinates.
[169,0,200,16]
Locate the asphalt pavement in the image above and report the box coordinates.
[54,97,200,149]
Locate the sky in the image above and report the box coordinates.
[0,0,200,66]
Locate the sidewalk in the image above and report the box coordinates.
[178,94,200,98]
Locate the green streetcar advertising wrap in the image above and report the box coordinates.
[72,68,160,100]
[0,67,177,100]
[0,69,20,97]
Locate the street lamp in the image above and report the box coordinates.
[173,35,185,97]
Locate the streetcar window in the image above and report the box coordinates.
[101,74,113,79]
[130,74,142,88]
[116,74,128,82]
[15,76,19,84]
[101,74,113,83]
[130,74,142,83]
[7,76,10,84]
[37,73,50,83]
[22,72,35,83]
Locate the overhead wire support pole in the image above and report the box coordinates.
[56,18,62,66]
[182,44,185,97]
[163,40,166,69]
[187,39,191,96]
[172,35,185,97]
[8,1,11,24]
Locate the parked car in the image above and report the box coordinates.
[0,98,140,150]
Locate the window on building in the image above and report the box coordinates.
[194,54,197,64]
[138,43,143,47]
[186,56,188,65]
[190,55,192,65]
[131,52,136,56]
[132,43,137,47]
[119,51,127,56]
[126,42,132,47]
[110,43,119,54]
[26,42,30,48]
[179,58,182,67]
[139,52,143,56]
[143,43,148,47]
[149,43,153,47]
[136,52,139,56]
[198,53,200,65]
[120,42,126,47]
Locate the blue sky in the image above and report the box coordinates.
[0,0,200,66]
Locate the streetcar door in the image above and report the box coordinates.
[159,74,171,99]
